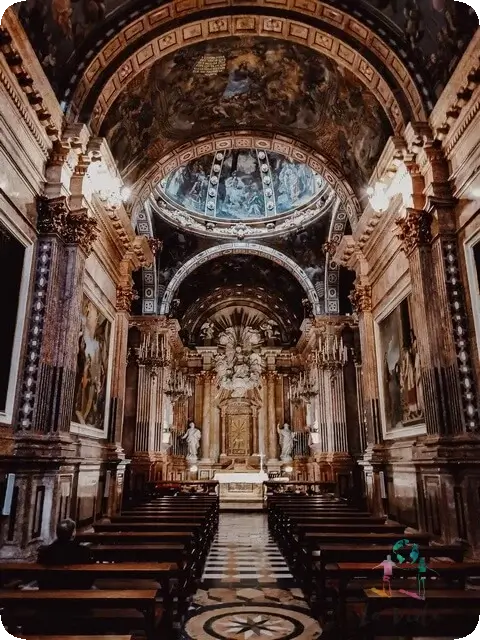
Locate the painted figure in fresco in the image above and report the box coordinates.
[373,554,397,597]
[277,423,297,461]
[400,344,418,418]
[411,334,424,413]
[182,421,202,461]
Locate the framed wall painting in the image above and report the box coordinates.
[376,295,424,436]
[71,294,113,437]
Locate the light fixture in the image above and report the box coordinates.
[367,182,390,213]
[88,161,131,209]
[189,465,198,473]
[367,167,413,214]
[284,465,293,474]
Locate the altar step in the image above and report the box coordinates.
[220,500,265,511]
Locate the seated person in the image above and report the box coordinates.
[37,518,94,589]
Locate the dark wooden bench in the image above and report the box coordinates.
[0,589,160,639]
[359,588,480,640]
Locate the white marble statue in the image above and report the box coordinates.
[182,421,201,461]
[277,422,297,462]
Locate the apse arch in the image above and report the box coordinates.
[159,243,322,316]
[69,4,429,127]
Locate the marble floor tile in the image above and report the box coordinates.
[182,514,322,640]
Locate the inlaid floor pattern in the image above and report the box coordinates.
[182,513,322,639]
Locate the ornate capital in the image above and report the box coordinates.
[36,196,69,236]
[116,284,138,313]
[349,283,372,313]
[63,210,99,255]
[396,209,433,255]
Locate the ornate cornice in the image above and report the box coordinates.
[349,283,372,314]
[63,210,99,255]
[0,25,59,141]
[395,208,433,255]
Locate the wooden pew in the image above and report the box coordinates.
[89,543,186,564]
[0,562,179,624]
[0,589,160,639]
[359,589,480,640]
[328,561,480,633]
[24,636,131,640]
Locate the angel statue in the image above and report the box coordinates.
[277,422,297,462]
[182,420,201,461]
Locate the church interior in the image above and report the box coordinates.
[1,0,480,638]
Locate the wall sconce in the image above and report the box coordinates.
[284,465,293,474]
[189,465,198,474]
[367,167,413,214]
[366,181,390,213]
[88,161,131,209]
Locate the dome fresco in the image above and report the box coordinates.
[159,149,323,220]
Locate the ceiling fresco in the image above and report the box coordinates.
[159,149,323,220]
[15,0,476,104]
[99,37,392,192]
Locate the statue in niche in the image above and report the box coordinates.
[260,319,280,344]
[277,422,297,462]
[199,321,215,343]
[182,420,202,461]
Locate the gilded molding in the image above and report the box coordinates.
[396,209,433,255]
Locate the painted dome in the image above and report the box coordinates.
[158,149,324,221]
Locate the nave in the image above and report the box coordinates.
[2,487,480,640]
[184,512,320,639]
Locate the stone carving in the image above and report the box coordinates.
[396,209,433,255]
[260,319,280,343]
[349,283,372,313]
[277,422,297,462]
[214,326,263,397]
[62,210,99,254]
[36,196,69,236]
[199,321,215,342]
[182,420,202,461]
[151,194,334,241]
[116,284,137,313]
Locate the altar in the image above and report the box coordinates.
[213,471,268,510]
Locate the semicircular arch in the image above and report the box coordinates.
[69,4,428,127]
[160,243,322,316]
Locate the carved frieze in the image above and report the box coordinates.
[396,209,433,255]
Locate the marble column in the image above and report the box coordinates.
[17,197,98,437]
[350,280,382,445]
[396,206,477,434]
[201,373,212,462]
[267,372,278,461]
